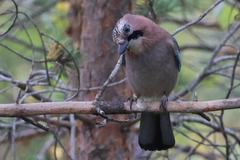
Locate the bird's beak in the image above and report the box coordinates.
[118,40,129,55]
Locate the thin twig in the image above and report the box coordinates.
[45,117,72,160]
[219,110,229,160]
[226,50,240,98]
[147,0,157,23]
[2,143,11,160]
[174,116,240,142]
[207,23,240,69]
[171,0,224,36]
[11,118,16,160]
[182,124,226,158]
[42,34,81,101]
[94,54,124,101]
[182,131,218,160]
[70,114,76,160]
[0,0,18,37]
[36,137,55,159]
[222,50,240,159]
[172,22,240,100]
[14,1,58,27]
[19,116,49,131]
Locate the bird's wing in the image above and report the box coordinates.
[172,37,182,72]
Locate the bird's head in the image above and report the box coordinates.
[112,14,144,55]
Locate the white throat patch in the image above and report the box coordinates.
[128,37,143,53]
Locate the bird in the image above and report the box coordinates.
[112,14,181,151]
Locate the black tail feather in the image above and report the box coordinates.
[138,112,175,151]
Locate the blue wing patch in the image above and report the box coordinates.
[172,37,181,72]
[175,49,181,72]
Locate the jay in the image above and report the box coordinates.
[112,14,181,151]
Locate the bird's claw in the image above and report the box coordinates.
[95,119,108,129]
[95,105,105,115]
[160,95,168,111]
[127,95,140,110]
[95,106,109,128]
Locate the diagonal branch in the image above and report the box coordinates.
[171,0,224,36]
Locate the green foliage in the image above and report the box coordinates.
[17,134,51,160]
[136,0,205,19]
[0,1,240,159]
[46,38,81,79]
[217,2,240,28]
[136,0,180,17]
[0,1,81,104]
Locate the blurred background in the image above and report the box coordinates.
[0,0,239,159]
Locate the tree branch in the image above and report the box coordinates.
[0,98,239,117]
[171,0,223,36]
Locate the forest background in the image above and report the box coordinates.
[0,0,240,160]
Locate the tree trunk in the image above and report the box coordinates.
[66,0,142,159]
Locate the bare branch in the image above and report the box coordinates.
[164,18,221,29]
[94,54,124,101]
[0,0,18,37]
[0,98,239,117]
[172,0,224,35]
[172,22,240,100]
[226,50,240,98]
[69,114,76,160]
[175,116,240,142]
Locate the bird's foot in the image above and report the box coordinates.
[160,95,168,111]
[127,95,140,118]
[127,95,140,110]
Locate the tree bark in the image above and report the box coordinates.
[66,0,136,159]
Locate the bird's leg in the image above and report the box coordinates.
[127,95,140,118]
[127,94,140,110]
[160,95,168,111]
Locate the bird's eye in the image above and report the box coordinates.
[123,24,131,34]
[123,27,130,33]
